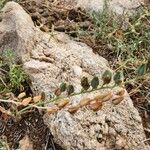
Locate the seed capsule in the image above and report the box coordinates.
[116,89,125,96]
[55,99,70,109]
[22,97,32,106]
[46,106,59,114]
[54,88,61,96]
[101,92,113,102]
[33,95,42,103]
[68,105,80,114]
[79,98,91,107]
[89,100,103,111]
[18,92,26,99]
[112,96,124,105]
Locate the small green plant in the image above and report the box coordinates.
[0,137,9,150]
[0,49,27,93]
[70,4,150,106]
[8,64,26,91]
[0,0,5,10]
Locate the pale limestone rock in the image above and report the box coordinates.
[0,2,149,150]
[63,0,144,14]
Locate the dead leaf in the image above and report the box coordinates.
[22,97,32,106]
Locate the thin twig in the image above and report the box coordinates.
[0,98,22,105]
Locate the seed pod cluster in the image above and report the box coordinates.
[15,73,126,115]
[17,92,44,106]
[65,89,125,114]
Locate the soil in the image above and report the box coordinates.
[0,105,64,150]
[0,0,150,149]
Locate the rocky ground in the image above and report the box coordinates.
[0,0,150,150]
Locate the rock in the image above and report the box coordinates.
[0,1,35,62]
[62,0,144,14]
[0,2,149,150]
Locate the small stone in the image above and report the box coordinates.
[72,65,82,77]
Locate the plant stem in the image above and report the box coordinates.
[19,84,116,113]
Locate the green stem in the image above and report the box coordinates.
[125,74,148,85]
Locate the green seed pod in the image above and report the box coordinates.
[60,82,67,92]
[137,63,147,76]
[113,71,123,86]
[91,76,99,89]
[67,85,74,96]
[81,77,90,90]
[102,70,112,85]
